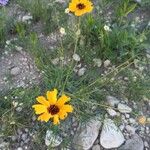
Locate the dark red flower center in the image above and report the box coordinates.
[76,3,85,10]
[48,105,59,115]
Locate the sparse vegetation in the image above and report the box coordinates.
[0,0,150,149]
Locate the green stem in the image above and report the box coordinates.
[61,17,81,92]
[76,57,134,95]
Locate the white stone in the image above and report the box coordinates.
[93,58,102,67]
[16,107,22,112]
[119,134,144,150]
[45,130,62,147]
[104,25,112,32]
[0,142,9,149]
[15,46,23,51]
[125,125,136,134]
[78,68,86,76]
[6,40,11,45]
[104,60,111,67]
[100,118,125,149]
[73,117,101,150]
[106,108,117,117]
[129,118,136,124]
[118,103,132,113]
[10,67,20,75]
[125,114,130,119]
[22,15,33,22]
[106,96,120,107]
[92,144,101,150]
[73,54,80,62]
[17,147,23,150]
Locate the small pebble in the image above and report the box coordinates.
[73,54,80,62]
[16,107,22,112]
[17,147,23,150]
[10,67,20,76]
[104,59,111,67]
[78,67,86,76]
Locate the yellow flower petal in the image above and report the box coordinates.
[32,104,47,114]
[46,89,58,104]
[36,96,50,107]
[53,115,60,125]
[61,105,73,113]
[38,113,52,122]
[69,3,77,12]
[75,10,84,16]
[56,94,70,107]
[58,111,68,120]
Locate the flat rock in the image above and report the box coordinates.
[73,117,101,150]
[119,134,144,150]
[100,118,125,149]
[45,130,62,147]
[118,103,132,113]
[106,108,117,117]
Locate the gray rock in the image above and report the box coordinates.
[104,60,111,67]
[73,117,101,150]
[93,58,102,67]
[100,118,125,149]
[92,144,101,150]
[118,103,132,113]
[129,118,136,124]
[10,67,20,75]
[16,107,22,112]
[17,147,23,150]
[106,108,117,117]
[78,68,86,76]
[125,125,136,134]
[22,15,33,22]
[73,54,81,62]
[119,134,144,150]
[11,135,17,141]
[106,96,120,107]
[0,142,9,149]
[45,130,62,147]
[21,133,28,141]
[125,114,130,119]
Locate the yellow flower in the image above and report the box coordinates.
[69,0,93,16]
[32,89,73,125]
[138,116,147,125]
